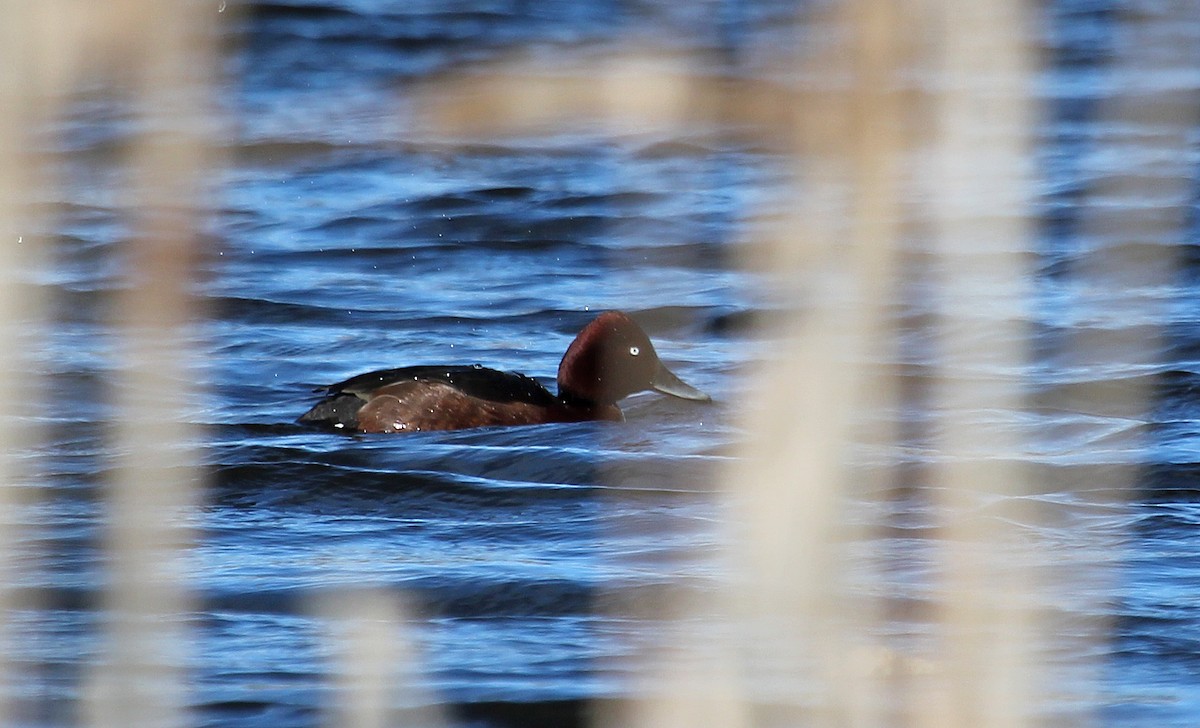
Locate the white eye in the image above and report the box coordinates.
[629,346,640,356]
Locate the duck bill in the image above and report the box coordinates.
[651,362,711,402]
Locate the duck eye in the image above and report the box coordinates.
[629,346,640,356]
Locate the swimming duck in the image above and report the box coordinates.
[298,310,710,433]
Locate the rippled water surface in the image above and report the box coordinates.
[21,1,1200,726]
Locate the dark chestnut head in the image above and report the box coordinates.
[556,311,710,406]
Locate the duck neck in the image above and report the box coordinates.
[557,387,599,409]
[556,386,624,423]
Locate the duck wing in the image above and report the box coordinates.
[324,365,558,406]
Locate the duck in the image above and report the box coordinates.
[298,310,711,433]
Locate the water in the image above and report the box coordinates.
[17,0,1200,726]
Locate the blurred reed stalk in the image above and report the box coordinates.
[315,589,448,728]
[1,1,219,726]
[0,4,56,724]
[88,3,217,724]
[922,2,1038,725]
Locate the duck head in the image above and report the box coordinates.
[556,311,710,406]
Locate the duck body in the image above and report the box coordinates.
[298,364,620,433]
[298,311,709,434]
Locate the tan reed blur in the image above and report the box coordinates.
[1,2,220,726]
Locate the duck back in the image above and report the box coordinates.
[298,365,559,430]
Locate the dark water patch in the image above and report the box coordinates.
[411,578,596,619]
[1042,0,1118,70]
[452,698,589,728]
[229,235,603,263]
[200,588,320,617]
[9,588,103,613]
[475,184,539,199]
[214,295,345,325]
[702,306,767,336]
[1112,622,1200,668]
[543,190,665,209]
[210,427,610,511]
[239,0,622,93]
[1126,503,1200,534]
[213,301,533,341]
[195,699,310,728]
[232,139,386,168]
[400,184,539,208]
[1141,463,1200,502]
[212,460,599,508]
[620,241,730,270]
[405,211,617,244]
[247,2,358,23]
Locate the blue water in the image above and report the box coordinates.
[19,0,1200,726]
